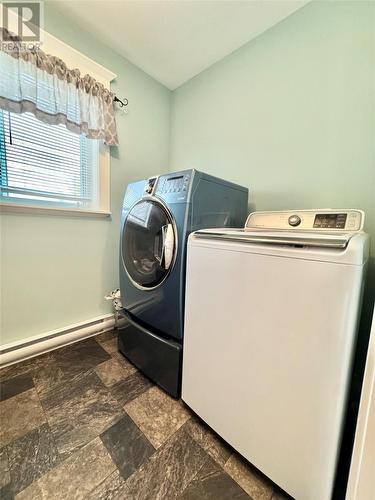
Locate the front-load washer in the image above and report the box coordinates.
[182,209,369,500]
[118,169,248,397]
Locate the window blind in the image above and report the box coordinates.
[0,110,99,208]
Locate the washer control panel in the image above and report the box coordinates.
[153,172,192,202]
[158,174,190,194]
[246,210,364,232]
[313,213,347,229]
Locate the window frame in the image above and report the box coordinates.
[0,30,117,217]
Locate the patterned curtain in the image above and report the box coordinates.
[0,28,118,146]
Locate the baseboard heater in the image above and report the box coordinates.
[0,313,126,368]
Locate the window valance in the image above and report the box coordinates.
[0,28,118,146]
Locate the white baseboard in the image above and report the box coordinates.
[0,313,121,368]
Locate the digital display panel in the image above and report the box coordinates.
[167,176,183,182]
[313,213,347,229]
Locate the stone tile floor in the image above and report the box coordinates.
[0,330,292,499]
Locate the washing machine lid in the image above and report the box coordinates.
[194,228,353,249]
[191,210,369,265]
[195,209,365,248]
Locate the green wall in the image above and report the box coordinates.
[0,3,171,344]
[170,0,375,327]
[170,1,374,240]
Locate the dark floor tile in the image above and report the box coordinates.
[16,437,116,500]
[41,371,123,458]
[57,337,111,365]
[0,447,10,488]
[125,427,208,500]
[85,470,130,500]
[101,414,155,480]
[7,423,59,494]
[110,371,153,407]
[0,374,34,403]
[0,389,46,448]
[0,484,14,500]
[0,353,52,383]
[181,457,250,499]
[33,338,111,399]
[95,330,118,345]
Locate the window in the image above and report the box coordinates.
[0,29,115,215]
[0,110,103,212]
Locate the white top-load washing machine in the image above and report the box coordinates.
[182,209,369,500]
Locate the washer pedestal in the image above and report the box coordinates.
[118,312,182,398]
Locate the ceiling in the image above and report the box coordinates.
[52,1,309,90]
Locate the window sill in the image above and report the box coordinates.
[0,202,112,218]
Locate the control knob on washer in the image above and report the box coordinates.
[288,215,301,227]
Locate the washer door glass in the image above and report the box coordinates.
[122,199,176,289]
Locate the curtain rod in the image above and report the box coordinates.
[113,95,128,107]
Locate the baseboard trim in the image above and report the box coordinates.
[0,313,118,368]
